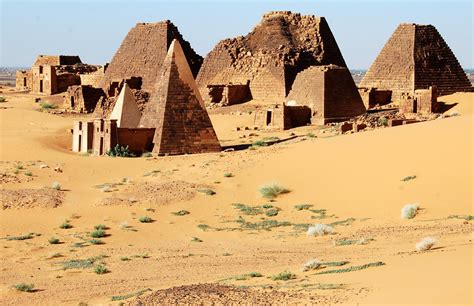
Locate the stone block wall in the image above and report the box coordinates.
[72,121,94,153]
[34,55,82,66]
[56,73,81,93]
[117,128,155,154]
[16,70,32,91]
[65,85,105,113]
[254,103,310,130]
[358,87,392,109]
[31,65,57,95]
[206,83,250,105]
[92,119,118,156]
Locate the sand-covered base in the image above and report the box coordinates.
[0,88,472,305]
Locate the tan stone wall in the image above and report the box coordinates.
[80,71,104,87]
[31,65,57,95]
[34,55,81,66]
[16,70,32,90]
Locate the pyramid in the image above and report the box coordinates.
[139,40,221,155]
[100,21,202,94]
[109,83,141,128]
[196,11,347,104]
[360,23,471,101]
[287,65,366,124]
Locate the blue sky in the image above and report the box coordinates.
[0,0,472,68]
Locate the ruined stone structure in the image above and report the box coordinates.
[16,55,105,95]
[358,88,392,109]
[196,11,347,104]
[99,21,202,98]
[400,86,438,114]
[254,103,311,130]
[286,65,366,124]
[64,85,106,113]
[140,39,221,155]
[72,121,94,153]
[360,23,471,101]
[207,82,251,106]
[109,83,142,128]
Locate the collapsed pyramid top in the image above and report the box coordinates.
[140,40,221,155]
[360,23,471,100]
[196,11,347,103]
[100,21,203,93]
[109,83,141,128]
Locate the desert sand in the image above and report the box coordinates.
[0,88,473,305]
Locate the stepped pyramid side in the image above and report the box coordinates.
[100,21,202,93]
[109,83,141,128]
[196,11,348,104]
[140,40,221,155]
[359,24,416,101]
[413,25,471,96]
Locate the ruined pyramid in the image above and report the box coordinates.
[109,83,141,128]
[360,23,471,101]
[196,11,347,104]
[139,40,221,155]
[100,21,203,94]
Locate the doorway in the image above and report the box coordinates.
[39,80,43,93]
[266,110,272,126]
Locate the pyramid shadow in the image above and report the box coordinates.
[436,101,458,113]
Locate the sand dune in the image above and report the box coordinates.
[0,90,472,305]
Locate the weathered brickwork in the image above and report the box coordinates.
[358,88,392,109]
[140,40,221,155]
[34,55,81,66]
[361,23,471,101]
[197,11,347,104]
[287,65,365,124]
[15,70,32,91]
[399,86,438,114]
[64,85,106,113]
[100,21,202,95]
[254,103,311,130]
[206,83,250,106]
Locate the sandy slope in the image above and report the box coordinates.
[0,90,472,305]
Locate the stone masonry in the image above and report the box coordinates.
[360,23,471,101]
[196,11,347,104]
[140,40,221,155]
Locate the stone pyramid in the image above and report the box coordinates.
[360,23,471,101]
[100,21,202,93]
[109,83,141,128]
[140,39,221,155]
[196,11,348,104]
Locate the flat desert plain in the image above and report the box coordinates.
[0,87,473,305]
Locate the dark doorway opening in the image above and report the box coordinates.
[266,110,272,126]
[71,96,75,108]
[39,80,43,93]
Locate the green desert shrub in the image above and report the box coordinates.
[172,210,190,216]
[401,204,419,219]
[94,224,107,230]
[40,102,56,110]
[138,216,153,223]
[59,221,72,229]
[258,183,289,199]
[0,97,7,102]
[94,264,109,274]
[89,239,104,245]
[13,283,34,292]
[270,271,296,281]
[197,188,216,195]
[223,172,233,177]
[90,229,106,238]
[51,182,61,190]
[48,237,60,244]
[107,144,134,157]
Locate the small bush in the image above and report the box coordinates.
[6,233,36,241]
[307,224,334,236]
[90,229,106,238]
[302,259,322,272]
[107,144,134,157]
[172,210,190,216]
[120,256,130,261]
[224,172,233,177]
[265,209,279,217]
[401,204,419,219]
[448,215,474,221]
[48,237,60,244]
[40,102,57,110]
[378,117,388,126]
[89,239,104,245]
[270,271,296,281]
[138,216,153,223]
[51,182,61,190]
[13,283,34,292]
[24,171,32,176]
[294,204,312,211]
[197,224,210,231]
[306,132,316,138]
[197,188,216,195]
[59,221,72,229]
[416,237,436,251]
[141,152,153,157]
[94,224,107,230]
[315,262,385,275]
[258,183,289,199]
[401,175,417,182]
[191,237,203,242]
[94,265,109,274]
[0,97,7,103]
